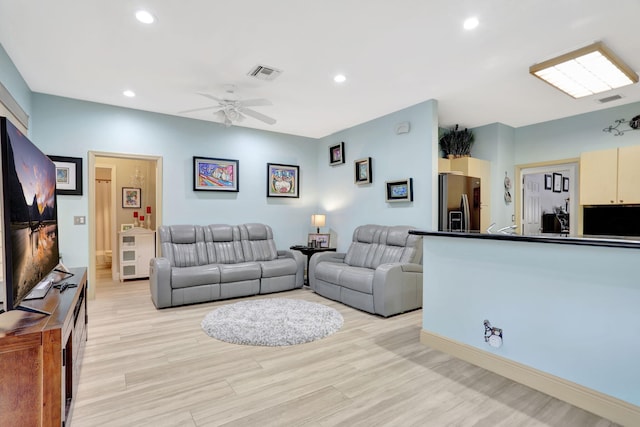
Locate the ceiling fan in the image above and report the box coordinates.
[180,86,276,127]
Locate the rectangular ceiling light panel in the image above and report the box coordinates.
[530,42,639,98]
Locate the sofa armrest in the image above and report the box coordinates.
[149,257,172,308]
[308,252,346,290]
[279,249,306,288]
[372,262,423,317]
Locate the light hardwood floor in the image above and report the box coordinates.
[72,269,619,427]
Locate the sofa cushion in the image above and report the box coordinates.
[159,225,209,267]
[260,258,298,278]
[204,224,245,264]
[314,262,374,294]
[239,223,278,261]
[171,265,220,289]
[219,262,261,282]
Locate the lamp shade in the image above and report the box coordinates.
[311,214,326,228]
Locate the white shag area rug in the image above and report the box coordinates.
[201,298,344,346]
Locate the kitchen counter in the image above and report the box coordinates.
[409,230,640,249]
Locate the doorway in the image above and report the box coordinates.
[88,151,163,300]
[516,161,578,236]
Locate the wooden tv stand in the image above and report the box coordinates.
[0,267,87,427]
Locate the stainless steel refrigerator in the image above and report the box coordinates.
[438,173,481,232]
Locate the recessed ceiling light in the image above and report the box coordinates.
[463,17,479,30]
[135,10,155,24]
[334,74,346,83]
[123,90,136,98]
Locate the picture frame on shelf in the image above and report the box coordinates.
[329,142,345,166]
[544,174,552,190]
[120,223,134,232]
[385,178,413,202]
[193,156,239,192]
[307,233,330,248]
[48,155,83,196]
[267,163,300,198]
[562,176,570,192]
[354,157,372,184]
[122,187,142,208]
[552,172,562,193]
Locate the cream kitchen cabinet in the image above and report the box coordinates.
[580,146,640,205]
[119,228,156,281]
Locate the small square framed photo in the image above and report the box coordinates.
[544,174,552,190]
[48,155,83,196]
[193,156,239,192]
[354,157,372,185]
[120,223,134,232]
[385,178,413,202]
[562,176,570,192]
[122,187,142,208]
[329,142,345,166]
[267,163,300,198]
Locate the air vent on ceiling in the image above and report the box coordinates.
[598,94,623,103]
[247,64,283,81]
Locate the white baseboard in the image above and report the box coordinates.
[421,330,640,426]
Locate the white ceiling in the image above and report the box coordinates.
[1,0,639,139]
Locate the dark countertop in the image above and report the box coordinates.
[408,230,640,249]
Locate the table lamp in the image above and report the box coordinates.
[311,214,326,233]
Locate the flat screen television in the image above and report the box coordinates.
[0,117,63,314]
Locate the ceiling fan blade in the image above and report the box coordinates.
[197,93,225,103]
[178,105,223,114]
[236,98,272,108]
[240,108,277,125]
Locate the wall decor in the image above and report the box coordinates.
[329,142,345,166]
[193,156,239,192]
[439,124,474,158]
[308,233,330,248]
[552,173,562,193]
[122,187,141,208]
[120,223,134,231]
[563,176,570,192]
[354,157,372,184]
[385,178,413,202]
[267,163,299,198]
[48,155,83,195]
[544,174,552,190]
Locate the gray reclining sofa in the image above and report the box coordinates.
[150,223,305,308]
[308,224,423,317]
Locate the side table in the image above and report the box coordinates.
[290,246,337,285]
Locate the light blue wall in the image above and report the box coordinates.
[0,43,32,124]
[515,101,640,164]
[30,94,318,267]
[317,100,438,251]
[422,236,640,406]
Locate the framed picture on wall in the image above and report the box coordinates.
[193,156,239,192]
[563,176,569,192]
[552,173,562,193]
[122,187,142,208]
[385,178,413,202]
[354,157,372,184]
[267,163,300,198]
[329,142,345,166]
[48,155,83,196]
[544,174,552,190]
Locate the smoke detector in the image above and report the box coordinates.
[247,64,283,81]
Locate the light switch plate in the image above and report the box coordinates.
[74,216,86,225]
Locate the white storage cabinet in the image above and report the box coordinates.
[119,228,156,281]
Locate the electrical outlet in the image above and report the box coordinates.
[74,216,86,225]
[512,214,515,222]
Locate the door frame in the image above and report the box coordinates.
[515,158,580,236]
[94,163,118,279]
[88,151,163,300]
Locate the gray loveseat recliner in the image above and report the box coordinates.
[150,223,305,308]
[308,224,423,317]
